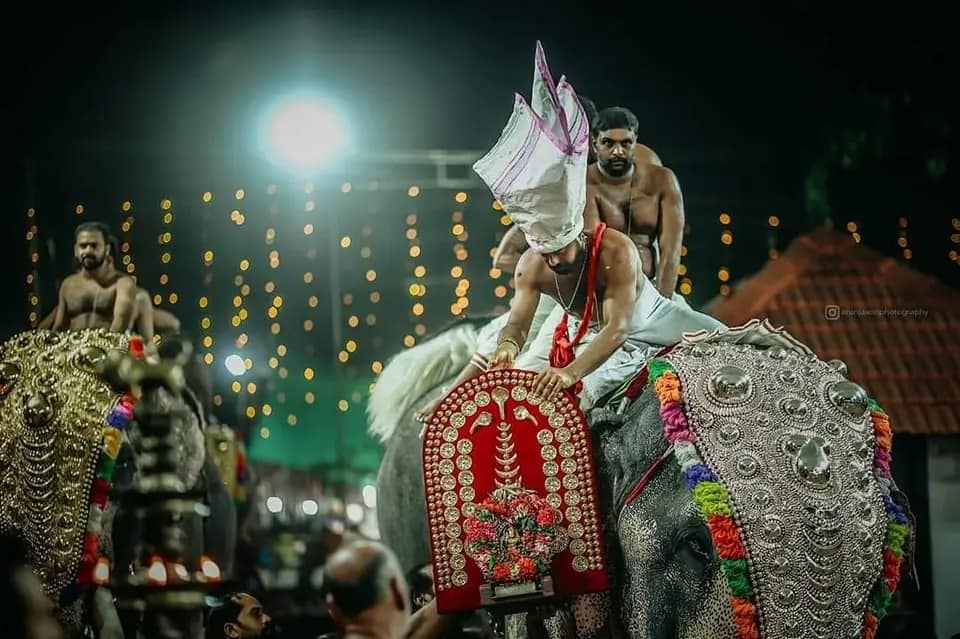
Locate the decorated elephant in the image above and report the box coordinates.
[369,318,915,638]
[0,328,236,637]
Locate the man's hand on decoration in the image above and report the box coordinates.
[531,367,578,403]
[488,341,519,370]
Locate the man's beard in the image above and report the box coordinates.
[548,243,584,275]
[80,255,104,270]
[600,156,633,178]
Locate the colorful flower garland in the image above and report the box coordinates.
[60,336,144,607]
[861,397,909,639]
[649,357,910,639]
[464,487,563,584]
[648,358,760,639]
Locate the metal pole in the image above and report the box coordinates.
[327,184,346,501]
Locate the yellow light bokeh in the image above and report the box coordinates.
[239,259,250,271]
[273,295,283,308]
[338,400,349,412]
[161,199,172,210]
[303,319,314,331]
[372,361,383,374]
[455,192,468,203]
[409,245,421,257]
[414,265,426,277]
[366,313,376,326]
[265,281,276,293]
[309,296,319,308]
[161,252,171,264]
[366,270,377,282]
[679,281,693,295]
[153,294,162,305]
[403,335,415,347]
[412,303,424,316]
[451,224,465,236]
[369,291,381,303]
[341,182,352,193]
[341,236,352,248]
[720,231,734,245]
[305,392,315,404]
[494,286,507,298]
[304,272,314,284]
[719,212,730,225]
[408,186,421,197]
[846,221,858,233]
[405,229,417,240]
[246,406,256,419]
[267,307,278,319]
[348,315,359,327]
[768,216,780,227]
[235,188,245,200]
[246,382,257,394]
[203,353,214,365]
[202,191,213,202]
[201,317,211,329]
[346,340,358,352]
[277,345,287,356]
[304,368,315,380]
[168,293,178,304]
[231,381,241,393]
[288,415,297,426]
[338,351,349,363]
[304,224,314,235]
[203,250,214,264]
[268,357,278,368]
[450,265,463,277]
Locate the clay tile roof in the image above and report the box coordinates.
[703,224,960,436]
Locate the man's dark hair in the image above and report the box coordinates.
[1,531,31,639]
[322,549,391,617]
[205,593,245,639]
[594,106,639,135]
[578,95,599,132]
[74,221,113,246]
[405,563,434,611]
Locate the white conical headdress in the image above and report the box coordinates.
[473,41,590,254]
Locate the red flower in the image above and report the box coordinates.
[537,505,556,526]
[493,564,512,582]
[517,557,537,580]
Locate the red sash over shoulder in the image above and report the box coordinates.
[549,223,606,395]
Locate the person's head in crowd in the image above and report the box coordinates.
[322,541,409,638]
[1,532,64,639]
[205,592,273,639]
[405,563,434,612]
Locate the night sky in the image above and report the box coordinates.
[1,0,956,334]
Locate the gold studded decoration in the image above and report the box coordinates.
[421,369,609,614]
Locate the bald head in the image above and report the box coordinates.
[323,541,408,619]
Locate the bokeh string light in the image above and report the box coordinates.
[200,190,215,367]
[767,215,780,261]
[951,218,960,265]
[26,208,39,327]
[120,200,136,275]
[897,216,912,261]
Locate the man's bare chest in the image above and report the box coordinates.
[595,182,660,235]
[64,280,117,315]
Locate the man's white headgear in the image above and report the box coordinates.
[473,41,590,254]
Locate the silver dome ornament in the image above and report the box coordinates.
[690,342,716,357]
[780,397,810,420]
[784,434,832,486]
[827,359,848,376]
[707,365,753,404]
[828,381,869,419]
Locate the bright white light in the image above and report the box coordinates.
[263,95,347,172]
[301,499,319,516]
[345,503,364,524]
[224,354,246,376]
[362,484,377,509]
[266,496,283,513]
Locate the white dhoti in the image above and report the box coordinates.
[515,280,726,405]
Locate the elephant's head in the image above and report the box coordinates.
[594,391,730,639]
[585,339,914,639]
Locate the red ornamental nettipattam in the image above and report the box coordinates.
[422,369,609,613]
